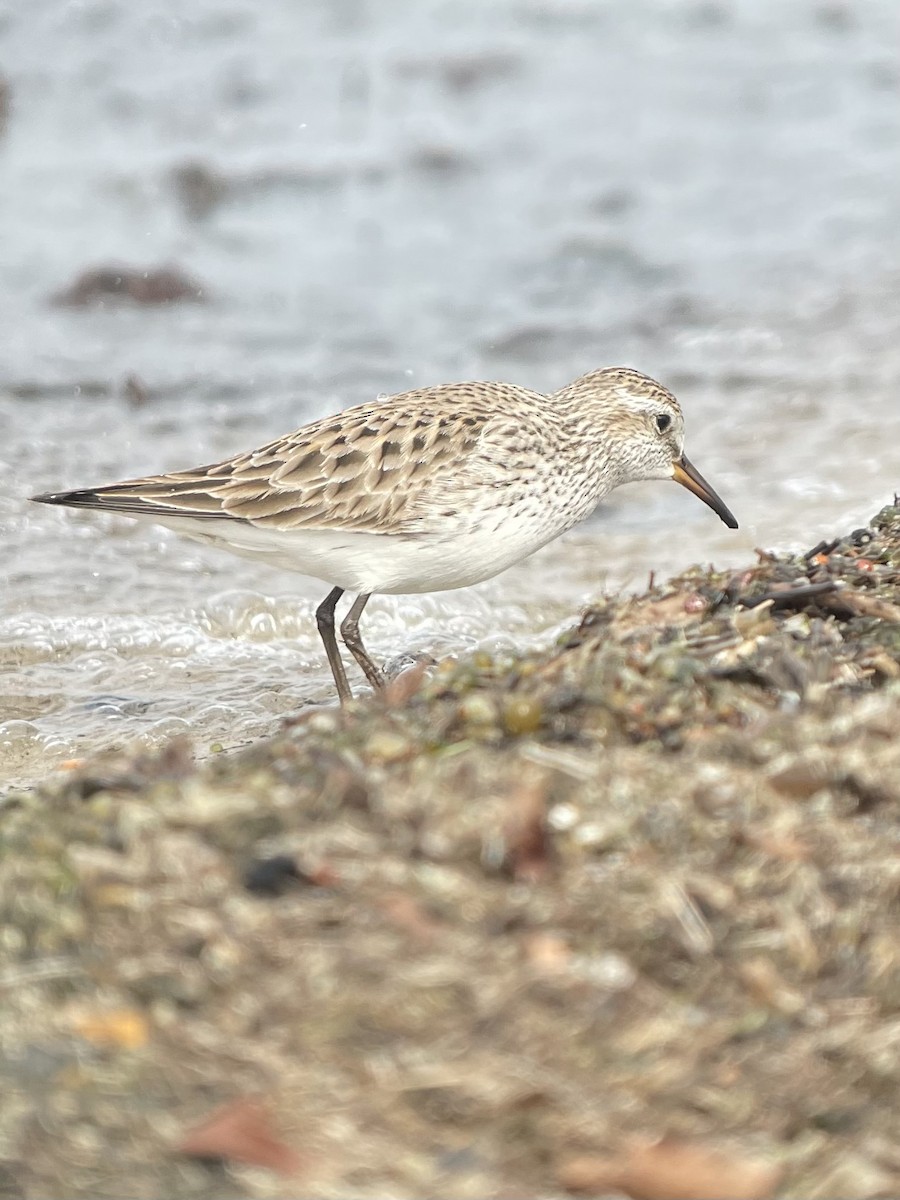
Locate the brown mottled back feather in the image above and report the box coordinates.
[35,382,549,536]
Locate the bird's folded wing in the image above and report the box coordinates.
[34,382,546,537]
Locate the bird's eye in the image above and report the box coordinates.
[655,413,671,434]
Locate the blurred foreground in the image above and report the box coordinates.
[2,502,900,1198]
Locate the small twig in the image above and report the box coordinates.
[738,579,842,611]
[803,538,840,562]
[684,629,743,658]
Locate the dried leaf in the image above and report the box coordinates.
[503,776,552,882]
[178,1097,303,1177]
[383,659,429,706]
[559,1138,782,1200]
[767,756,832,799]
[71,1008,149,1050]
[306,861,341,888]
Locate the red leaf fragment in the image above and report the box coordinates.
[559,1137,782,1200]
[503,777,552,882]
[382,659,429,706]
[177,1097,303,1177]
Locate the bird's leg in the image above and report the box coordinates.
[340,593,385,692]
[315,587,352,704]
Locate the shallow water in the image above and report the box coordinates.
[2,0,900,789]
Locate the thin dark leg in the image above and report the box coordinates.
[315,587,352,704]
[340,593,384,692]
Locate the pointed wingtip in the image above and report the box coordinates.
[30,489,98,508]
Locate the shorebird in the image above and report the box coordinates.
[32,367,738,703]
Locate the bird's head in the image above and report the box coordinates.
[555,366,738,529]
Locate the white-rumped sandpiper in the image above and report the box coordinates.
[33,367,738,702]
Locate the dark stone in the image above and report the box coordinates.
[243,854,302,896]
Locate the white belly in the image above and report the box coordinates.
[155,511,574,595]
